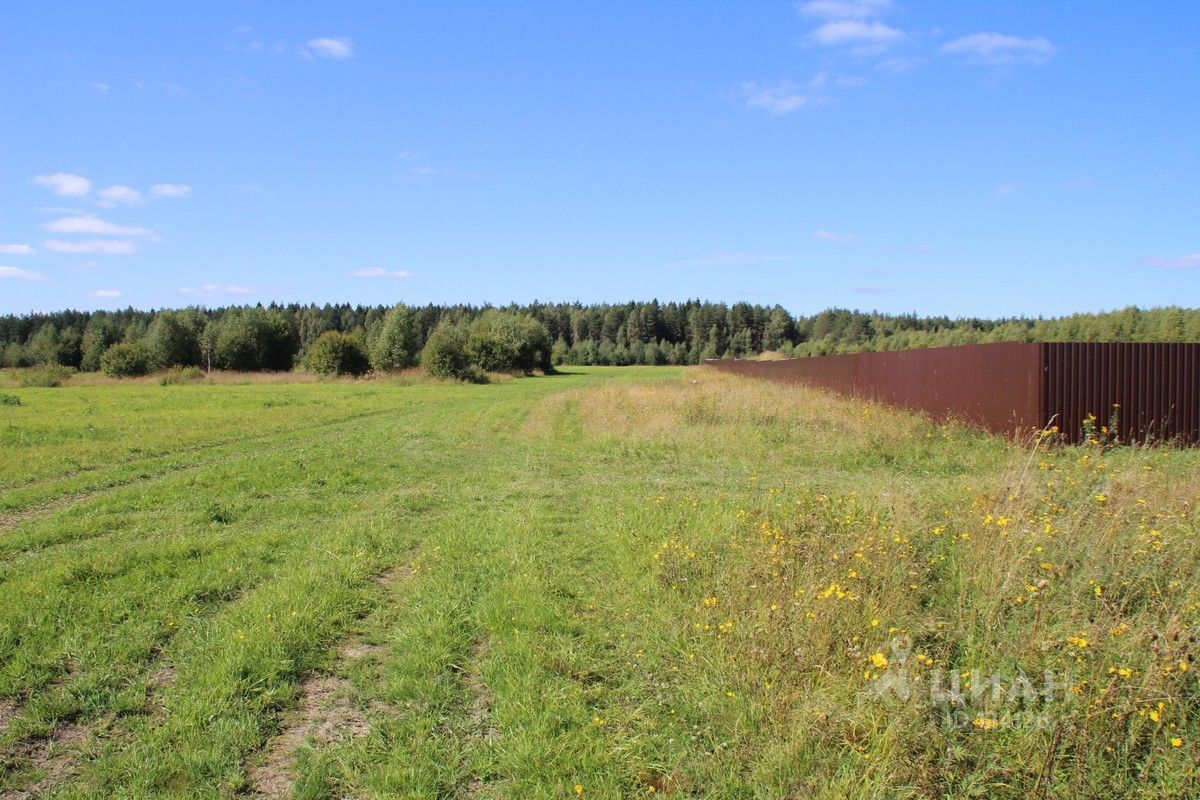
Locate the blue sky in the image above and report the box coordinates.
[1,1,1197,317]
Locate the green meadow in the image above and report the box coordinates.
[1,367,1197,799]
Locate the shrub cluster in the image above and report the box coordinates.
[420,321,474,380]
[306,331,371,376]
[6,302,1197,375]
[19,363,75,387]
[369,304,420,371]
[101,342,153,377]
[158,366,206,385]
[421,311,551,380]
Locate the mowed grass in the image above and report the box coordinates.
[0,366,1197,799]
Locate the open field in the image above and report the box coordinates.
[1,367,1198,799]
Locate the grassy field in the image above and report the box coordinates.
[1,366,1197,799]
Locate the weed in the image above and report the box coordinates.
[17,363,74,387]
[158,366,206,385]
[0,367,1194,799]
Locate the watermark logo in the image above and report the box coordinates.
[869,636,1072,729]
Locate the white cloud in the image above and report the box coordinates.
[302,37,354,60]
[1145,254,1200,270]
[33,172,92,197]
[810,72,867,88]
[811,20,904,47]
[942,33,1055,65]
[179,284,258,297]
[798,0,892,20]
[0,266,47,280]
[150,183,192,198]
[42,215,151,236]
[814,229,856,243]
[877,56,920,74]
[97,185,143,205]
[89,81,110,93]
[353,267,415,278]
[92,289,122,298]
[0,244,33,255]
[741,81,811,115]
[43,239,138,255]
[993,183,1019,196]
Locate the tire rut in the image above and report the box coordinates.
[0,718,97,800]
[0,407,401,533]
[458,638,498,799]
[245,565,411,798]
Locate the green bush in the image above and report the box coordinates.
[306,331,371,376]
[466,310,552,373]
[19,363,74,387]
[158,366,206,385]
[0,393,21,406]
[26,323,82,368]
[147,310,203,368]
[101,342,153,377]
[421,321,474,380]
[212,308,297,371]
[80,314,121,372]
[370,303,420,371]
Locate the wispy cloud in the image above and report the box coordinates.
[942,33,1055,65]
[89,81,110,93]
[353,267,415,278]
[150,183,191,198]
[397,150,445,177]
[0,266,47,281]
[741,81,811,115]
[811,20,904,48]
[179,284,259,298]
[797,0,893,20]
[301,37,354,60]
[813,229,856,243]
[993,183,1019,196]
[33,172,91,197]
[42,215,151,236]
[97,185,143,206]
[809,71,867,88]
[92,289,122,298]
[43,239,138,255]
[1144,254,1200,270]
[877,56,920,74]
[0,244,33,255]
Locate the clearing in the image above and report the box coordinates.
[0,366,1196,799]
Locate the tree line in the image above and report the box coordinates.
[1,302,1197,375]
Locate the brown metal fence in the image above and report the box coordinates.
[705,342,1200,444]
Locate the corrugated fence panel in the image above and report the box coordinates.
[1041,342,1200,444]
[707,342,1200,444]
[706,342,1043,437]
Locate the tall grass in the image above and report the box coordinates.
[0,367,1195,798]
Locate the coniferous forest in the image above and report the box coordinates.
[1,302,1198,374]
